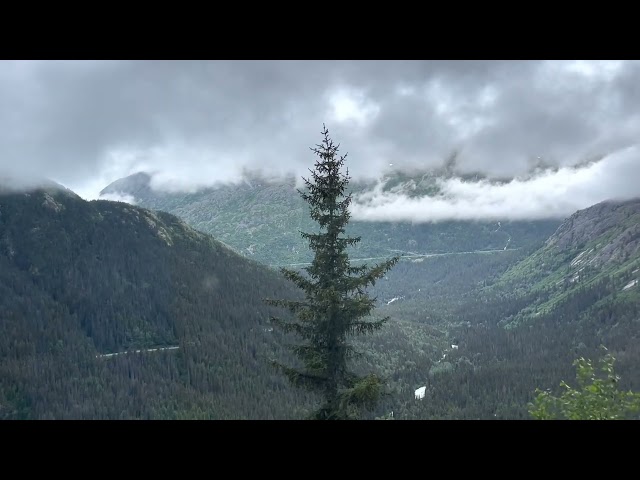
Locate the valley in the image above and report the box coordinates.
[1,174,639,420]
[105,170,638,419]
[101,171,560,265]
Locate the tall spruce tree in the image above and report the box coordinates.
[266,125,399,420]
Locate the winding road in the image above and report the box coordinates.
[269,248,520,268]
[96,346,180,359]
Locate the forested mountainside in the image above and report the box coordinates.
[2,183,638,420]
[101,171,560,265]
[371,198,640,419]
[0,184,315,419]
[491,198,640,328]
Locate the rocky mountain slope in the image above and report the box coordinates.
[493,198,640,327]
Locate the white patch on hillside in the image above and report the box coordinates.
[571,249,595,267]
[99,192,137,204]
[386,296,405,305]
[41,192,64,212]
[97,346,179,358]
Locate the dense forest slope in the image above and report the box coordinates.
[382,198,640,419]
[0,184,312,419]
[2,182,638,420]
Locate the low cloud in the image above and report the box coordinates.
[0,60,639,208]
[350,145,640,222]
[98,192,137,204]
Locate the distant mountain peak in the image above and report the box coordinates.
[100,171,152,198]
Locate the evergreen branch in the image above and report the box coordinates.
[271,360,328,391]
[264,298,310,314]
[348,316,389,335]
[279,268,316,292]
[339,374,385,412]
[270,317,310,336]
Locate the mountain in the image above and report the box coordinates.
[3,180,638,420]
[0,182,476,420]
[383,197,640,419]
[492,198,640,328]
[0,183,315,419]
[100,171,561,266]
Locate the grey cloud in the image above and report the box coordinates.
[0,60,638,220]
[350,146,640,222]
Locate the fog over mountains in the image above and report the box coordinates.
[1,60,639,221]
[101,143,640,223]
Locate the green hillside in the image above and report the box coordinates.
[491,198,640,328]
[351,198,640,419]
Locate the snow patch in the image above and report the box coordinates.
[570,249,593,267]
[415,386,426,400]
[435,352,448,363]
[386,296,405,305]
[622,279,638,291]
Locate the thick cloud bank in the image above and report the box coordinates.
[1,60,638,220]
[351,146,640,222]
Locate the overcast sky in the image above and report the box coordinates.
[1,60,639,221]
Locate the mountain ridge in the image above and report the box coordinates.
[101,170,561,265]
[0,185,313,419]
[492,197,640,327]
